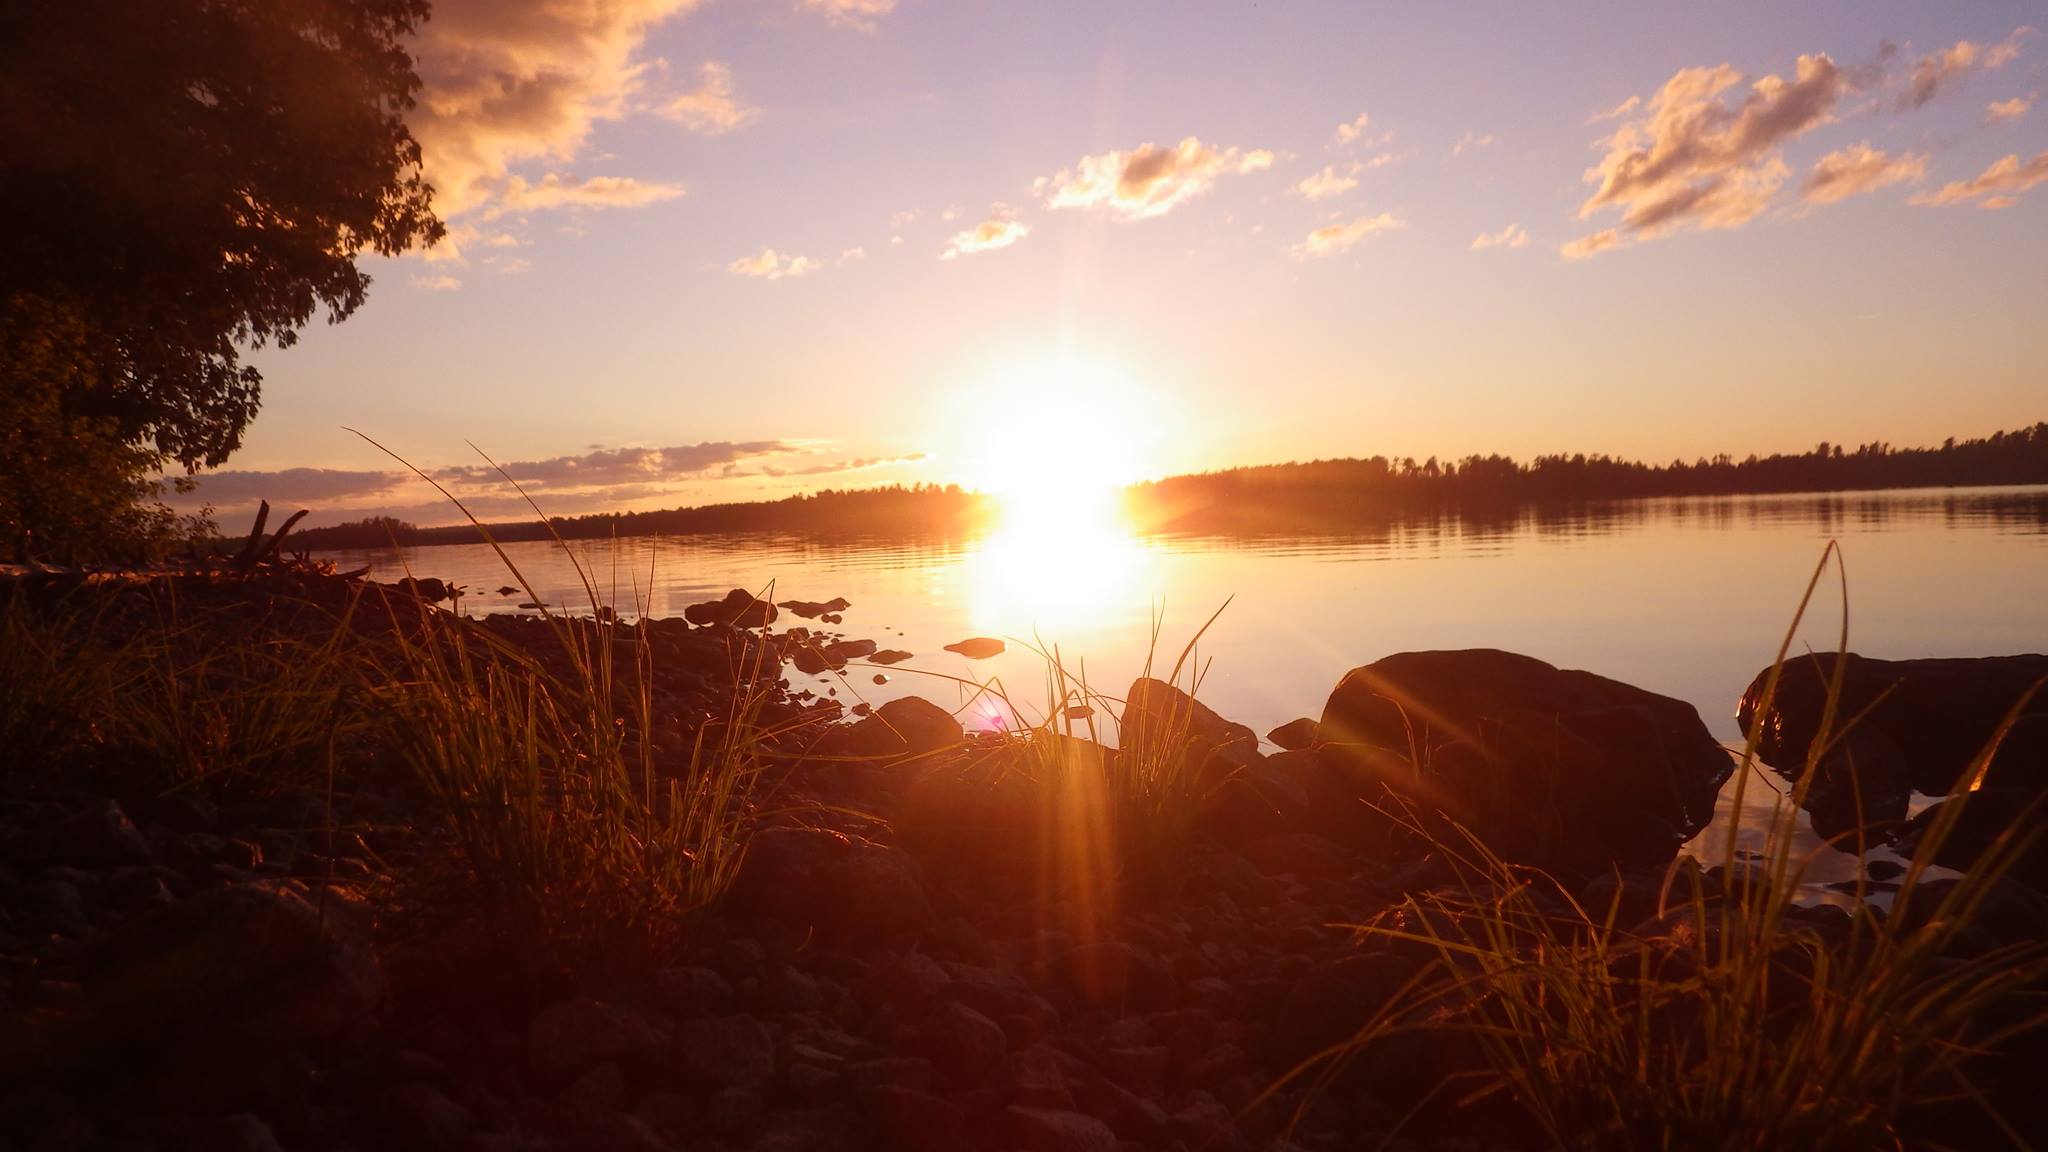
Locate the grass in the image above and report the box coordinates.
[353,432,782,974]
[1275,542,2048,1151]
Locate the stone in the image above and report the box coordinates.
[844,696,964,761]
[728,827,935,940]
[35,882,380,1079]
[52,800,153,867]
[918,1000,1008,1085]
[1320,649,1733,875]
[1738,653,2048,835]
[864,1085,965,1152]
[685,589,777,628]
[1239,832,1354,878]
[869,650,914,665]
[777,597,852,619]
[674,1013,776,1089]
[652,966,736,1019]
[1006,1106,1121,1152]
[1267,717,1322,751]
[943,637,1005,660]
[1124,677,1263,782]
[529,998,669,1079]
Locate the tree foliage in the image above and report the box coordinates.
[0,0,444,470]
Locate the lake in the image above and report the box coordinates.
[314,485,2045,886]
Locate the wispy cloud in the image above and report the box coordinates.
[654,61,758,134]
[183,468,408,506]
[437,442,803,490]
[1589,95,1641,123]
[728,248,824,279]
[1909,150,2048,209]
[1560,229,1623,261]
[1800,143,1925,205]
[410,274,464,291]
[486,173,685,219]
[1295,165,1359,201]
[757,452,927,477]
[1565,53,1845,257]
[941,205,1030,259]
[1987,95,2033,124]
[1898,27,2030,111]
[1294,212,1403,258]
[1470,223,1530,250]
[799,0,897,31]
[1452,131,1496,156]
[1037,138,1273,219]
[1333,112,1373,145]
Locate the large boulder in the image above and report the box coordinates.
[1737,653,2048,836]
[845,696,964,762]
[1318,649,1732,875]
[682,588,777,628]
[1122,677,1261,784]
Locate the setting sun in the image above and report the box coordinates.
[948,358,1159,520]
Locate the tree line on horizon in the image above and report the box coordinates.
[291,423,2048,550]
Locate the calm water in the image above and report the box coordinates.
[320,485,2048,889]
[320,486,2048,744]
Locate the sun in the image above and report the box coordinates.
[951,357,1155,525]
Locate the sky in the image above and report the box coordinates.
[181,0,2048,528]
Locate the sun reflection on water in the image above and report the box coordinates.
[964,488,1162,647]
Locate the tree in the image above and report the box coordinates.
[0,295,210,563]
[0,0,444,472]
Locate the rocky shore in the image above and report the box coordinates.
[2,572,2043,1152]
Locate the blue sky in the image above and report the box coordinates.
[189,0,2048,526]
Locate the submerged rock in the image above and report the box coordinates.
[777,597,852,619]
[869,649,915,665]
[943,637,1005,660]
[1319,648,1733,875]
[684,588,778,628]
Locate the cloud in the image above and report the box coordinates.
[437,441,801,491]
[1470,223,1530,250]
[1294,212,1403,258]
[757,452,927,477]
[839,247,867,263]
[1589,95,1641,123]
[728,248,823,279]
[183,468,408,506]
[655,61,758,134]
[407,0,704,217]
[1909,150,2048,209]
[800,0,897,30]
[486,173,685,219]
[1986,26,2035,69]
[1987,95,2033,123]
[1567,53,1845,256]
[1560,229,1622,261]
[1452,131,1496,156]
[1036,138,1272,219]
[1334,112,1372,144]
[410,274,463,291]
[495,257,533,275]
[941,205,1030,259]
[1800,143,1926,205]
[1899,28,2030,110]
[1295,165,1359,200]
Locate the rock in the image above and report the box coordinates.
[395,576,449,603]
[496,585,520,596]
[52,800,153,867]
[1195,753,1318,846]
[865,951,953,1015]
[214,1113,287,1152]
[1738,653,2048,835]
[24,882,381,1078]
[825,639,877,662]
[1268,717,1322,751]
[1239,832,1354,878]
[864,1085,965,1152]
[685,589,778,628]
[777,597,852,619]
[529,998,669,1079]
[652,966,736,1019]
[918,1000,1008,1085]
[1006,1106,1121,1152]
[1124,677,1263,782]
[1320,649,1733,875]
[728,827,934,940]
[377,1083,476,1152]
[845,697,964,762]
[869,649,914,665]
[943,637,1006,660]
[872,674,888,685]
[674,1014,776,1089]
[1896,790,2048,890]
